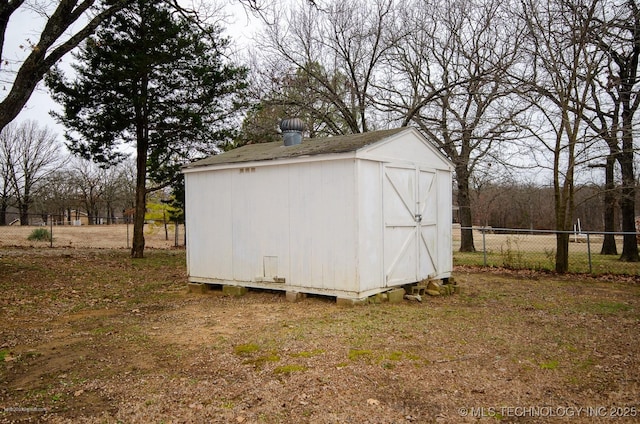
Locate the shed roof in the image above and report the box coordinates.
[183,127,408,169]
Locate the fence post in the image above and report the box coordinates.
[482,227,487,267]
[587,233,592,274]
[49,215,53,248]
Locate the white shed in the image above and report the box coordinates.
[182,127,453,301]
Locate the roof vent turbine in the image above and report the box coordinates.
[280,118,304,146]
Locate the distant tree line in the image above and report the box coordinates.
[0,120,136,226]
[466,181,630,233]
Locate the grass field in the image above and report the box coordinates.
[1,249,639,423]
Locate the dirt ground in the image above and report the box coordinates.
[1,249,639,423]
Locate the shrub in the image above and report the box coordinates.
[27,228,51,242]
[500,236,525,269]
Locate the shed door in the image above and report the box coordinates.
[383,165,437,286]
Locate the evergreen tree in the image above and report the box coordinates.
[47,0,248,258]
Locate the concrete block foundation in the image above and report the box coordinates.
[286,291,306,302]
[222,285,248,297]
[387,288,406,303]
[188,283,209,294]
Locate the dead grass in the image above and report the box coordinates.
[0,224,183,249]
[0,250,639,423]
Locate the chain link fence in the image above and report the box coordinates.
[454,226,640,275]
[0,214,185,249]
[3,218,640,275]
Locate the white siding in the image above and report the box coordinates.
[288,160,358,293]
[230,165,291,282]
[184,129,452,299]
[436,169,453,278]
[358,130,452,171]
[356,160,384,292]
[185,170,233,280]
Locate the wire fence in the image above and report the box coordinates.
[454,226,640,276]
[0,214,185,249]
[2,218,640,275]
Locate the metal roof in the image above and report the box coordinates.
[183,127,408,169]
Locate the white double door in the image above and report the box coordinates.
[383,164,437,286]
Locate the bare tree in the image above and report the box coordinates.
[35,168,79,224]
[0,120,62,224]
[378,0,528,252]
[68,158,109,225]
[576,0,640,260]
[0,1,223,135]
[518,0,605,272]
[0,1,134,132]
[253,0,400,134]
[97,159,135,224]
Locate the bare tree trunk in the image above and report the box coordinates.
[0,201,7,225]
[618,75,640,261]
[618,149,638,261]
[131,139,147,257]
[19,202,28,226]
[131,177,146,258]
[555,232,570,273]
[131,75,149,259]
[456,165,475,252]
[554,149,572,274]
[601,154,618,255]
